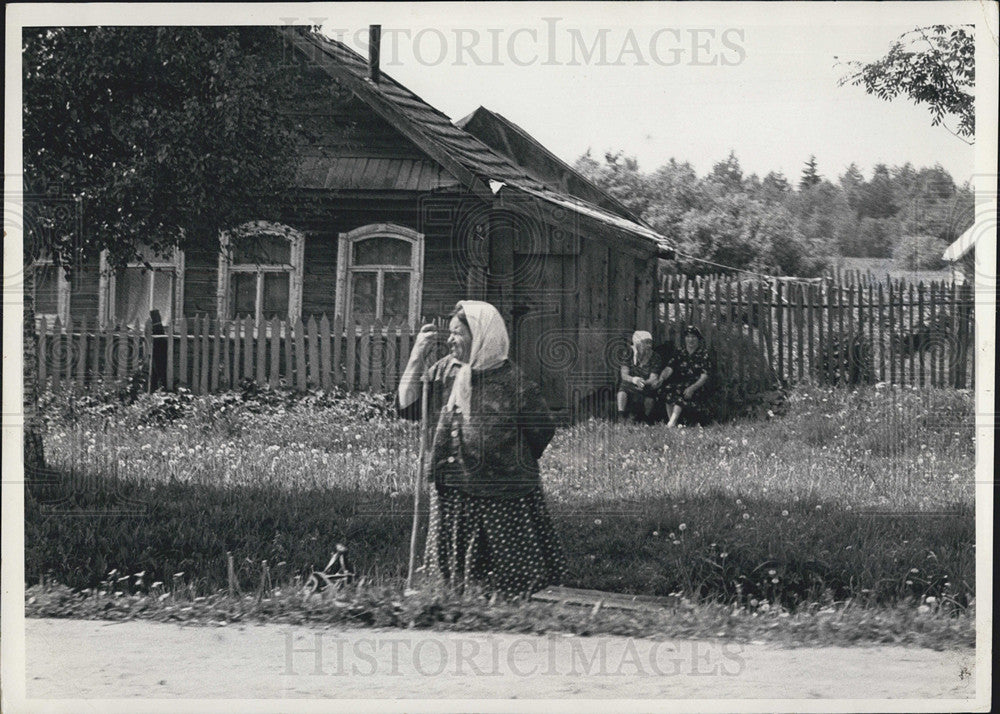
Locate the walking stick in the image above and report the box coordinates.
[405,372,430,593]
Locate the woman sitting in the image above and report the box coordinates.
[617,331,664,423]
[397,300,565,597]
[659,326,711,427]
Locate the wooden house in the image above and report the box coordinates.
[32,26,674,413]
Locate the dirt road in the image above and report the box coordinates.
[24,618,975,701]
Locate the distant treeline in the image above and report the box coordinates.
[574,150,973,277]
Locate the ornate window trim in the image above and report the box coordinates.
[98,247,185,328]
[215,221,305,324]
[335,223,424,330]
[31,255,72,326]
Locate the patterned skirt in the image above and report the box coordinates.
[662,382,701,409]
[422,485,566,597]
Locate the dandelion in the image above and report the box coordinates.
[768,569,776,576]
[594,518,602,525]
[771,578,779,584]
[742,513,750,520]
[678,523,687,531]
[781,510,789,517]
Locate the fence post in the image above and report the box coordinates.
[775,281,784,383]
[52,316,64,392]
[359,317,372,391]
[344,319,356,391]
[293,318,307,391]
[372,317,384,392]
[211,317,221,392]
[320,314,332,390]
[38,317,48,390]
[307,316,320,388]
[256,318,268,385]
[200,316,210,394]
[917,283,926,387]
[269,317,281,388]
[242,315,253,384]
[398,323,411,386]
[78,317,89,390]
[385,319,399,391]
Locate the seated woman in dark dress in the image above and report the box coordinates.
[617,331,664,423]
[658,326,710,427]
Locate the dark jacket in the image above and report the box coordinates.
[398,358,556,498]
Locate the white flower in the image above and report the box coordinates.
[678,523,687,531]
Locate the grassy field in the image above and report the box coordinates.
[27,382,975,616]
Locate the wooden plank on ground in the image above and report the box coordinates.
[531,586,680,613]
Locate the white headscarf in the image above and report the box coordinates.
[631,330,653,364]
[446,300,510,416]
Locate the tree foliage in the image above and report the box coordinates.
[575,149,972,274]
[22,27,303,270]
[838,25,975,143]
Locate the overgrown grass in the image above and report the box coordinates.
[26,383,975,617]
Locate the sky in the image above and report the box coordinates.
[312,2,980,186]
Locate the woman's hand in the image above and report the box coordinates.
[633,376,644,389]
[412,323,437,361]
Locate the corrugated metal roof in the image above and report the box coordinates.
[285,27,673,253]
[296,156,460,191]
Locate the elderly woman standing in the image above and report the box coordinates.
[617,331,664,423]
[659,326,711,428]
[397,300,565,597]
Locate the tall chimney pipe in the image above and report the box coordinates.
[368,25,381,84]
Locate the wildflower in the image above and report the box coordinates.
[917,604,930,614]
[678,523,687,531]
[720,552,728,559]
[781,510,789,517]
[742,513,750,520]
[815,505,822,511]
[672,540,681,546]
[768,569,776,576]
[771,578,779,584]
[652,531,659,537]
[594,518,602,525]
[910,568,919,573]
[925,596,937,603]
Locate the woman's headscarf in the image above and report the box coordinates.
[631,330,653,364]
[446,300,509,415]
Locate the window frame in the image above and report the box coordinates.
[31,255,71,326]
[98,247,185,329]
[215,221,305,325]
[335,223,424,331]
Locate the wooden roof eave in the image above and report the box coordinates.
[282,28,495,203]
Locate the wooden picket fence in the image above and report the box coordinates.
[37,315,422,395]
[657,274,975,388]
[37,274,976,395]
